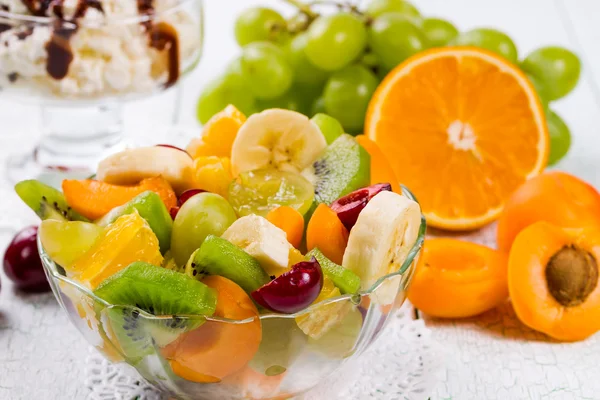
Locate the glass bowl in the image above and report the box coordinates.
[39,186,426,400]
[0,0,203,182]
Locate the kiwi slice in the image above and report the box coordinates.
[306,248,361,294]
[94,262,217,363]
[303,134,370,206]
[185,235,270,294]
[96,191,173,254]
[15,179,88,221]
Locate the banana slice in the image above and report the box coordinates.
[230,109,327,176]
[222,215,290,277]
[296,280,352,339]
[342,191,422,305]
[96,146,195,194]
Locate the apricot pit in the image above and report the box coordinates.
[545,245,598,308]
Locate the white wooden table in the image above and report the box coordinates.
[2,1,600,399]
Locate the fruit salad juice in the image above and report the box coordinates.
[20,107,424,398]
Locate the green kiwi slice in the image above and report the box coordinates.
[306,248,361,294]
[94,262,217,363]
[15,179,88,222]
[96,191,173,254]
[303,134,371,206]
[185,234,270,294]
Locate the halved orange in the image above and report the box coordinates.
[366,47,549,230]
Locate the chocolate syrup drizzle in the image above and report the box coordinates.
[0,5,12,34]
[136,0,180,88]
[12,0,180,86]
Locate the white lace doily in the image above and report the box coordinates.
[84,304,446,400]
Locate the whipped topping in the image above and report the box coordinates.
[0,0,200,98]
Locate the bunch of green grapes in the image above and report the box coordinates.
[197,0,580,165]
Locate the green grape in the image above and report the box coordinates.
[311,96,326,116]
[423,18,458,47]
[286,32,329,86]
[287,13,310,33]
[521,46,581,101]
[311,113,345,144]
[525,73,550,113]
[377,67,390,81]
[39,220,103,270]
[295,79,326,103]
[360,52,380,69]
[546,110,571,166]
[228,169,315,217]
[323,65,379,133]
[196,69,257,125]
[171,193,238,266]
[365,0,421,19]
[234,7,286,46]
[368,13,429,72]
[240,42,294,100]
[450,28,518,63]
[256,88,309,115]
[305,13,368,72]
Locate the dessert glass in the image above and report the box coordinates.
[0,0,203,181]
[39,185,425,400]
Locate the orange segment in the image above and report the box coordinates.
[187,105,247,159]
[71,212,163,288]
[193,156,234,198]
[356,135,402,194]
[366,47,549,230]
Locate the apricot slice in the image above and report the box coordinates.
[407,238,508,318]
[267,206,304,249]
[161,276,262,382]
[63,177,177,220]
[497,171,600,253]
[306,203,349,265]
[508,222,600,341]
[355,135,402,194]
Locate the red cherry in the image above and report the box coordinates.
[155,144,192,158]
[330,183,392,231]
[3,226,50,293]
[179,189,206,206]
[170,206,180,220]
[251,258,323,314]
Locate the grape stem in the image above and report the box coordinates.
[283,0,319,18]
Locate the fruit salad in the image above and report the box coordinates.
[16,107,423,389]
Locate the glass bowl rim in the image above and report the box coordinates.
[0,0,202,27]
[39,185,426,325]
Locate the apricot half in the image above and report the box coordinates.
[509,222,600,341]
[63,177,177,220]
[497,171,600,253]
[161,276,262,382]
[355,135,402,194]
[407,238,509,318]
[306,203,349,265]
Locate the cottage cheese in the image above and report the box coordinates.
[0,0,200,98]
